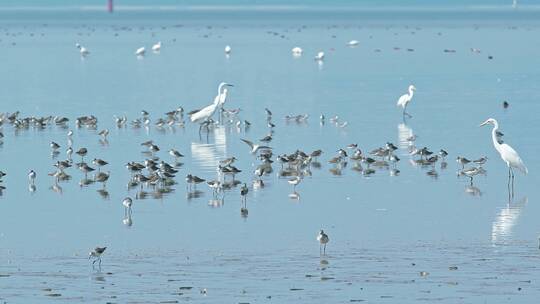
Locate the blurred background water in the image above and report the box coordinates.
[0,1,539,303]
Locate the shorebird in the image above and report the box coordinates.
[439,149,448,160]
[456,156,471,169]
[314,51,325,61]
[168,149,184,161]
[122,197,133,214]
[89,246,107,268]
[292,46,303,56]
[224,45,232,54]
[317,230,330,255]
[76,147,88,161]
[76,43,89,57]
[397,85,416,118]
[98,129,109,139]
[135,47,145,56]
[186,174,205,190]
[152,41,161,52]
[460,167,481,185]
[50,141,60,151]
[92,158,108,170]
[473,156,488,165]
[94,171,109,185]
[288,176,301,192]
[28,170,36,185]
[348,39,359,46]
[240,139,272,154]
[240,183,248,206]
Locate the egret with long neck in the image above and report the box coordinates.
[189,82,233,131]
[480,118,527,192]
[396,85,416,118]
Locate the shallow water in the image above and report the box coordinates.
[1,3,540,303]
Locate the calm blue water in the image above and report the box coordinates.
[1,3,540,303]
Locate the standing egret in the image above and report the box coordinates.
[189,82,233,132]
[152,41,161,52]
[397,85,416,118]
[314,51,325,61]
[480,118,527,191]
[135,47,145,57]
[224,45,232,54]
[292,46,303,56]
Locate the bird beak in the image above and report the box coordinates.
[479,120,489,127]
[227,84,234,87]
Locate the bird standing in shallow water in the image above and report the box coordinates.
[480,118,527,194]
[89,247,107,269]
[28,170,36,185]
[317,230,329,255]
[396,85,416,118]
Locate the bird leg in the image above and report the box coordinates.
[324,243,327,255]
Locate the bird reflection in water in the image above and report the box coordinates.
[191,126,227,171]
[28,184,36,194]
[97,189,110,200]
[187,190,204,200]
[123,212,133,227]
[50,184,63,194]
[397,123,415,152]
[491,196,527,246]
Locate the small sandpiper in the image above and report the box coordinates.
[89,246,107,268]
[317,230,330,255]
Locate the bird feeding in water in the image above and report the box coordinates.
[89,246,107,269]
[396,85,416,118]
[480,118,527,189]
[317,230,330,255]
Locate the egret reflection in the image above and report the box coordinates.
[397,123,414,151]
[491,196,527,245]
[191,126,227,170]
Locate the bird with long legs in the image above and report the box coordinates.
[480,118,527,196]
[317,230,329,255]
[89,247,107,269]
[396,85,416,118]
[189,83,233,133]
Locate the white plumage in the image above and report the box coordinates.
[480,118,527,175]
[189,82,233,124]
[397,85,416,116]
[152,41,161,52]
[292,46,303,56]
[135,47,145,56]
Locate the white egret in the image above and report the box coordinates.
[135,47,145,56]
[189,82,233,131]
[292,46,303,56]
[348,40,359,47]
[314,51,325,61]
[152,41,161,52]
[480,118,527,187]
[76,43,89,57]
[224,45,232,54]
[396,85,416,117]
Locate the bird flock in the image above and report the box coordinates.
[0,36,529,269]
